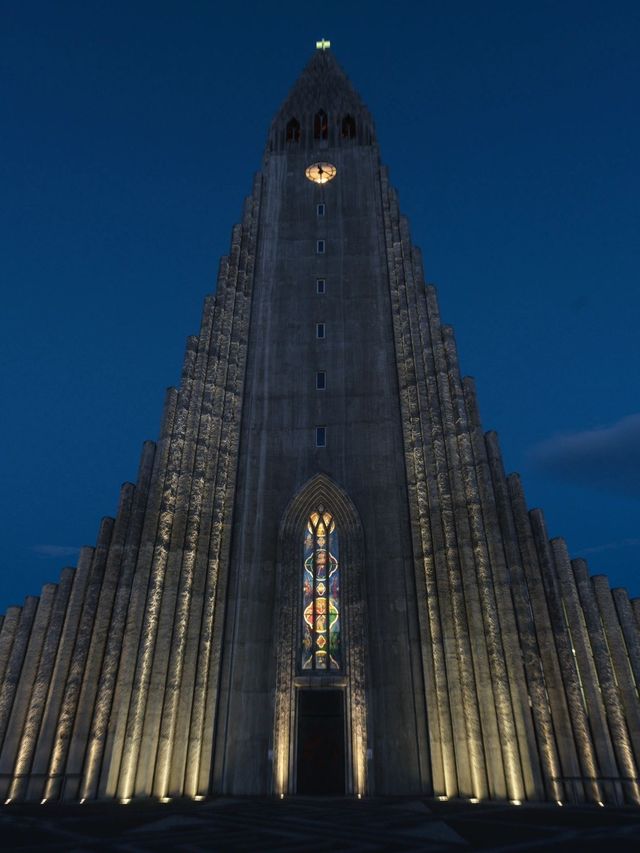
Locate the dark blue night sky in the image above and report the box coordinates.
[1,1,639,610]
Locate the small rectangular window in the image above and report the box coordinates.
[316,239,325,254]
[316,371,326,390]
[316,426,326,447]
[317,203,325,216]
[316,323,325,339]
[316,278,326,294]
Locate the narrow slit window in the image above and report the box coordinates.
[315,426,326,447]
[316,239,325,254]
[316,278,326,294]
[317,203,325,217]
[316,323,325,339]
[316,371,326,390]
[314,109,328,140]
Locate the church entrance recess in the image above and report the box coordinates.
[296,690,346,794]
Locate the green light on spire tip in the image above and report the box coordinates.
[316,38,331,50]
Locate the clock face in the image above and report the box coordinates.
[305,162,337,184]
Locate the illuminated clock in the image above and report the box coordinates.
[305,162,337,184]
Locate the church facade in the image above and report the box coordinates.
[1,47,640,806]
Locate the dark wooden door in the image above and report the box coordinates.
[296,690,346,794]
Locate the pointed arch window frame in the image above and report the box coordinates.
[341,114,356,139]
[272,474,369,797]
[286,117,301,142]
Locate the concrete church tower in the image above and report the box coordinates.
[2,45,640,806]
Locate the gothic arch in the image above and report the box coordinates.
[341,114,356,139]
[285,117,300,142]
[272,473,368,795]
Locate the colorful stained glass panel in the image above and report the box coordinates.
[301,508,341,671]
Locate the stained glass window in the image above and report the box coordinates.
[302,508,341,671]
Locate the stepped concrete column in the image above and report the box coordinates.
[79,441,156,800]
[28,546,93,801]
[180,216,255,796]
[443,328,523,801]
[392,243,463,794]
[171,280,241,796]
[530,512,601,803]
[0,598,39,752]
[117,337,199,799]
[6,569,74,802]
[65,485,135,793]
[392,217,440,793]
[44,517,114,801]
[0,608,21,687]
[132,335,202,796]
[145,337,215,793]
[383,187,454,796]
[551,539,620,803]
[485,434,562,802]
[151,297,218,798]
[425,305,504,798]
[612,588,640,692]
[508,477,582,800]
[0,585,57,796]
[396,280,455,790]
[572,560,640,804]
[101,389,178,798]
[420,284,487,798]
[592,575,640,770]
[180,273,236,797]
[185,184,265,796]
[464,383,543,801]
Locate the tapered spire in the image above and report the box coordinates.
[268,44,375,150]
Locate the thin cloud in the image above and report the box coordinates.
[528,413,640,499]
[32,544,81,559]
[578,538,640,556]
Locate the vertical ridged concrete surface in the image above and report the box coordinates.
[1,48,639,805]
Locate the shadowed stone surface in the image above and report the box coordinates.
[3,798,640,851]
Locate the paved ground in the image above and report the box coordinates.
[1,796,640,851]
